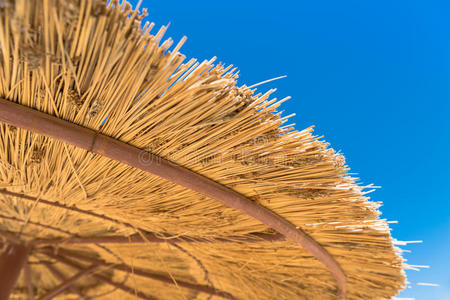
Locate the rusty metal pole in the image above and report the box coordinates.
[0,243,29,300]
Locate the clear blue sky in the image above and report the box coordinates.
[131,1,450,298]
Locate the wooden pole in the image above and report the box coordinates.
[0,243,29,300]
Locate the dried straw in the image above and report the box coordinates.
[0,0,405,299]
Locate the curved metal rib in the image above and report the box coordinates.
[0,98,346,299]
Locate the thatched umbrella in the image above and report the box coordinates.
[0,1,405,299]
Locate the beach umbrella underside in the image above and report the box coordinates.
[0,1,405,299]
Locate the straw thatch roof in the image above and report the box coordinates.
[0,0,405,299]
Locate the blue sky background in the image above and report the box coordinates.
[131,1,450,298]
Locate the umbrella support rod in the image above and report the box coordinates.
[0,189,285,245]
[38,264,99,300]
[0,98,346,299]
[44,252,158,300]
[0,189,135,229]
[44,263,87,299]
[0,243,29,300]
[40,247,237,300]
[30,232,285,246]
